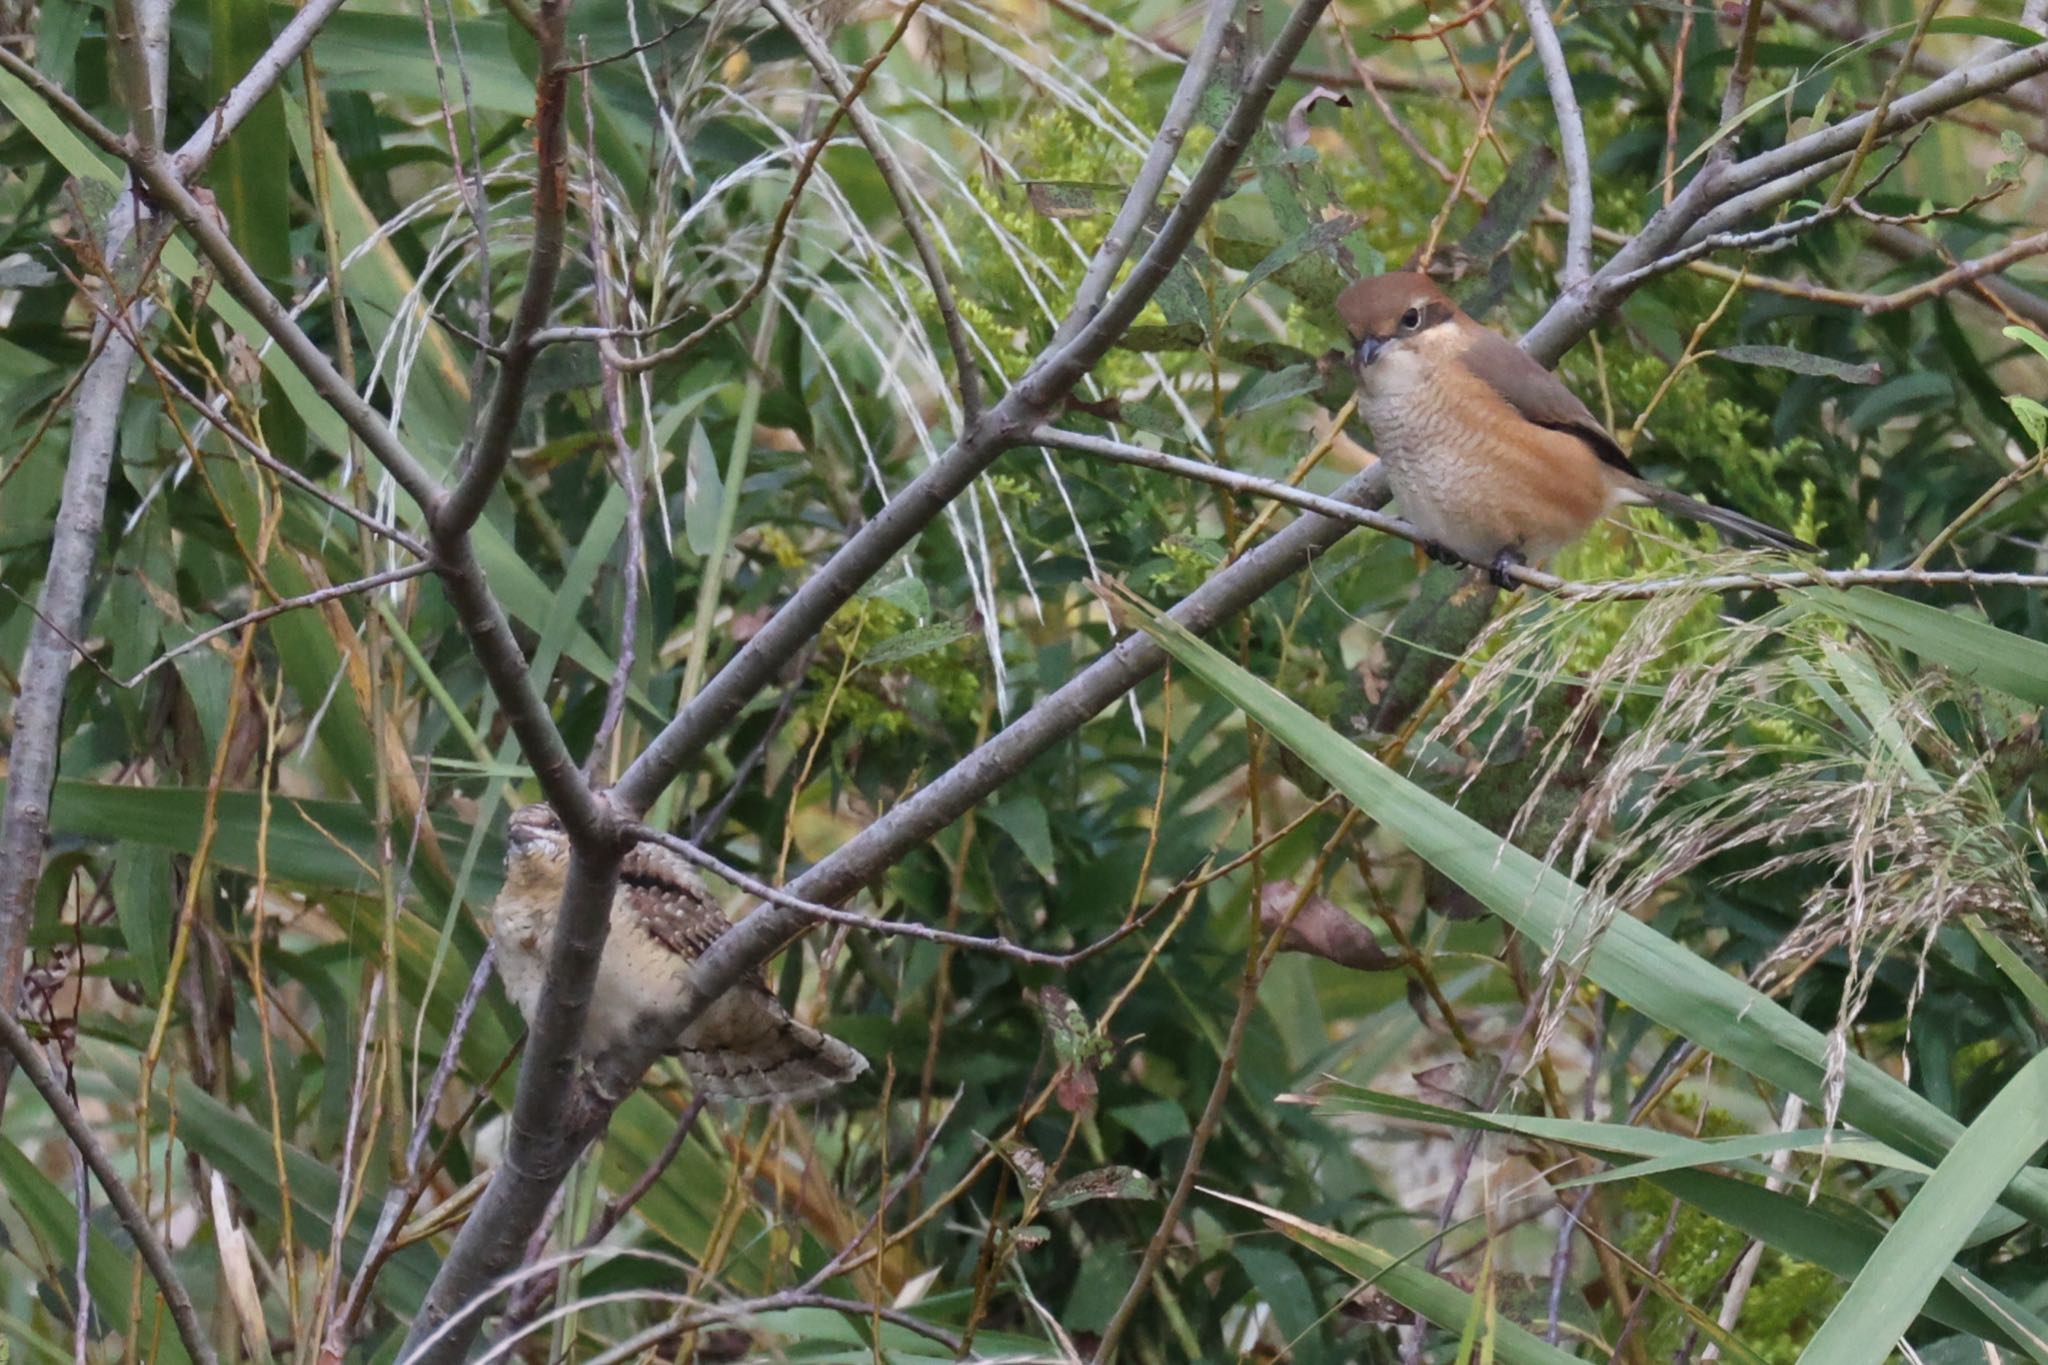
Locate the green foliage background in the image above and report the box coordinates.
[1,0,2046,1359]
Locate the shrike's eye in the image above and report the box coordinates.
[1399,307,1422,331]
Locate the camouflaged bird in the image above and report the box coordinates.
[490,804,867,1102]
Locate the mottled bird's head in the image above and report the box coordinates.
[504,803,569,894]
[1336,272,1458,374]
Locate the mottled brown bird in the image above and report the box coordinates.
[1337,272,1812,586]
[490,804,867,1102]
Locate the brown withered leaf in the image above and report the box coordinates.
[1257,880,1400,971]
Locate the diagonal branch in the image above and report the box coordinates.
[607,0,1281,818]
[0,1014,219,1365]
[170,0,352,179]
[589,462,1394,1100]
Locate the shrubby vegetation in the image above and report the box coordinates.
[1,0,2046,1359]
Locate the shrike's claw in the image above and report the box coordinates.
[1487,549,1526,591]
[1423,541,1463,567]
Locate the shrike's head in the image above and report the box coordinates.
[1336,272,1459,379]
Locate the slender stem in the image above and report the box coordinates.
[0,1013,220,1365]
[1518,0,1594,286]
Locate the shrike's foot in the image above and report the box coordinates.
[1488,549,1526,591]
[1423,540,1463,567]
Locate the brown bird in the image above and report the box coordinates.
[490,804,867,1102]
[1337,272,1812,586]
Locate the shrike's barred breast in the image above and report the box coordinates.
[1337,272,1812,580]
[490,804,867,1102]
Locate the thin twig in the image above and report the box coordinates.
[608,0,937,379]
[0,1012,220,1365]
[631,824,1181,968]
[1518,0,1594,287]
[579,47,646,775]
[434,0,571,540]
[116,563,434,689]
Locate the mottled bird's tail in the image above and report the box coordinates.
[1627,482,1815,554]
[680,1000,868,1102]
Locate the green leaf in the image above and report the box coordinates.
[0,1137,191,1360]
[987,796,1058,882]
[207,0,290,279]
[859,623,967,668]
[1227,214,1361,309]
[2006,325,2048,365]
[1803,1051,2048,1364]
[683,420,724,559]
[1206,1190,1585,1362]
[2009,396,2047,448]
[1229,363,1321,415]
[1125,598,2048,1228]
[1800,588,2048,706]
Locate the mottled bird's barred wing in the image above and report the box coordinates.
[1456,325,1642,479]
[617,840,736,963]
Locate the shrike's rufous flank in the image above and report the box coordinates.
[1337,272,1813,586]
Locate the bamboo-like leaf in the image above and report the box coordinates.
[1802,1051,2048,1364]
[1803,588,2048,706]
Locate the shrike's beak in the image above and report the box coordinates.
[1354,336,1386,368]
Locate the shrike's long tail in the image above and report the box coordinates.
[1627,481,1816,554]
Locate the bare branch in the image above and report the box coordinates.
[119,563,434,689]
[605,0,930,378]
[591,459,1394,1102]
[1517,0,1593,287]
[608,0,1282,818]
[0,1013,219,1365]
[1859,227,2048,314]
[631,825,1179,968]
[435,0,571,540]
[170,0,352,179]
[1037,426,2048,597]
